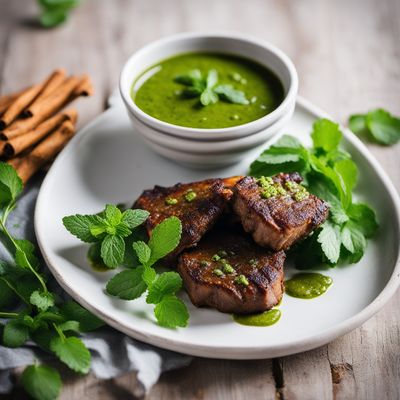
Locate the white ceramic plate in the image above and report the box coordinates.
[35,97,400,359]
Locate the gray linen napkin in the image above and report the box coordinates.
[0,173,191,396]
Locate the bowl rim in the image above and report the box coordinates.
[119,31,298,136]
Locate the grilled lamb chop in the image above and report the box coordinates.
[134,178,242,259]
[232,173,329,251]
[178,227,285,314]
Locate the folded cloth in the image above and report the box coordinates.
[0,174,192,396]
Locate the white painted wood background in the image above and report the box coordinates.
[1,0,399,398]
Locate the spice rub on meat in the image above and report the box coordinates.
[232,173,329,251]
[133,178,242,259]
[178,227,285,314]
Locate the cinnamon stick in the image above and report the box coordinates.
[0,83,44,129]
[0,86,32,115]
[71,74,94,97]
[2,108,77,158]
[0,76,81,140]
[8,120,75,184]
[22,69,66,117]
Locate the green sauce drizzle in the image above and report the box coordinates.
[285,273,332,299]
[233,309,281,327]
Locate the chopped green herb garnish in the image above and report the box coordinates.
[213,268,224,277]
[249,259,257,266]
[222,263,235,274]
[211,254,221,261]
[258,176,287,199]
[184,190,197,202]
[165,197,178,205]
[200,260,210,267]
[174,69,249,107]
[235,275,249,286]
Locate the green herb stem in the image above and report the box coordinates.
[0,219,48,294]
[0,311,19,318]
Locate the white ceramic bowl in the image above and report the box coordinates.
[119,32,298,166]
[128,103,294,154]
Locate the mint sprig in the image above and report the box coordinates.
[63,206,149,268]
[249,118,378,266]
[64,204,188,328]
[174,69,249,107]
[105,216,189,328]
[0,162,105,399]
[349,108,400,145]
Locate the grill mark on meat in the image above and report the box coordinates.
[133,178,242,260]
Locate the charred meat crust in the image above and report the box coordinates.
[133,178,241,259]
[178,228,285,314]
[233,173,329,251]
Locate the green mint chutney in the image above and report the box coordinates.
[285,273,333,299]
[132,52,284,129]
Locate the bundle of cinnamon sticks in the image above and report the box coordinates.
[0,69,93,184]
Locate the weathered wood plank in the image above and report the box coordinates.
[0,0,399,399]
[148,358,277,400]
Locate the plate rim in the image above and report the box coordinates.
[34,96,400,359]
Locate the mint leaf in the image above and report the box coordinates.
[58,320,81,333]
[0,162,23,204]
[214,84,249,105]
[333,159,358,209]
[206,69,218,88]
[15,239,40,269]
[142,265,157,286]
[106,267,146,300]
[60,301,104,331]
[249,135,310,177]
[105,204,122,226]
[3,319,29,348]
[132,241,151,265]
[366,109,400,145]
[347,203,378,238]
[21,364,61,400]
[341,222,367,263]
[154,295,189,328]
[317,221,341,264]
[101,234,125,268]
[200,89,218,106]
[50,336,91,374]
[63,214,104,243]
[147,271,182,304]
[121,209,149,229]
[115,223,132,237]
[174,69,202,86]
[30,290,55,312]
[148,216,182,265]
[311,119,342,152]
[40,9,68,27]
[349,114,368,135]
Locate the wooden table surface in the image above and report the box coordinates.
[1,0,399,399]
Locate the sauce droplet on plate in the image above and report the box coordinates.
[233,308,281,327]
[285,272,332,299]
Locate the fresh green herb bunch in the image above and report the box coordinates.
[174,69,249,107]
[63,209,189,328]
[37,0,81,28]
[249,118,379,266]
[349,108,400,145]
[0,163,104,400]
